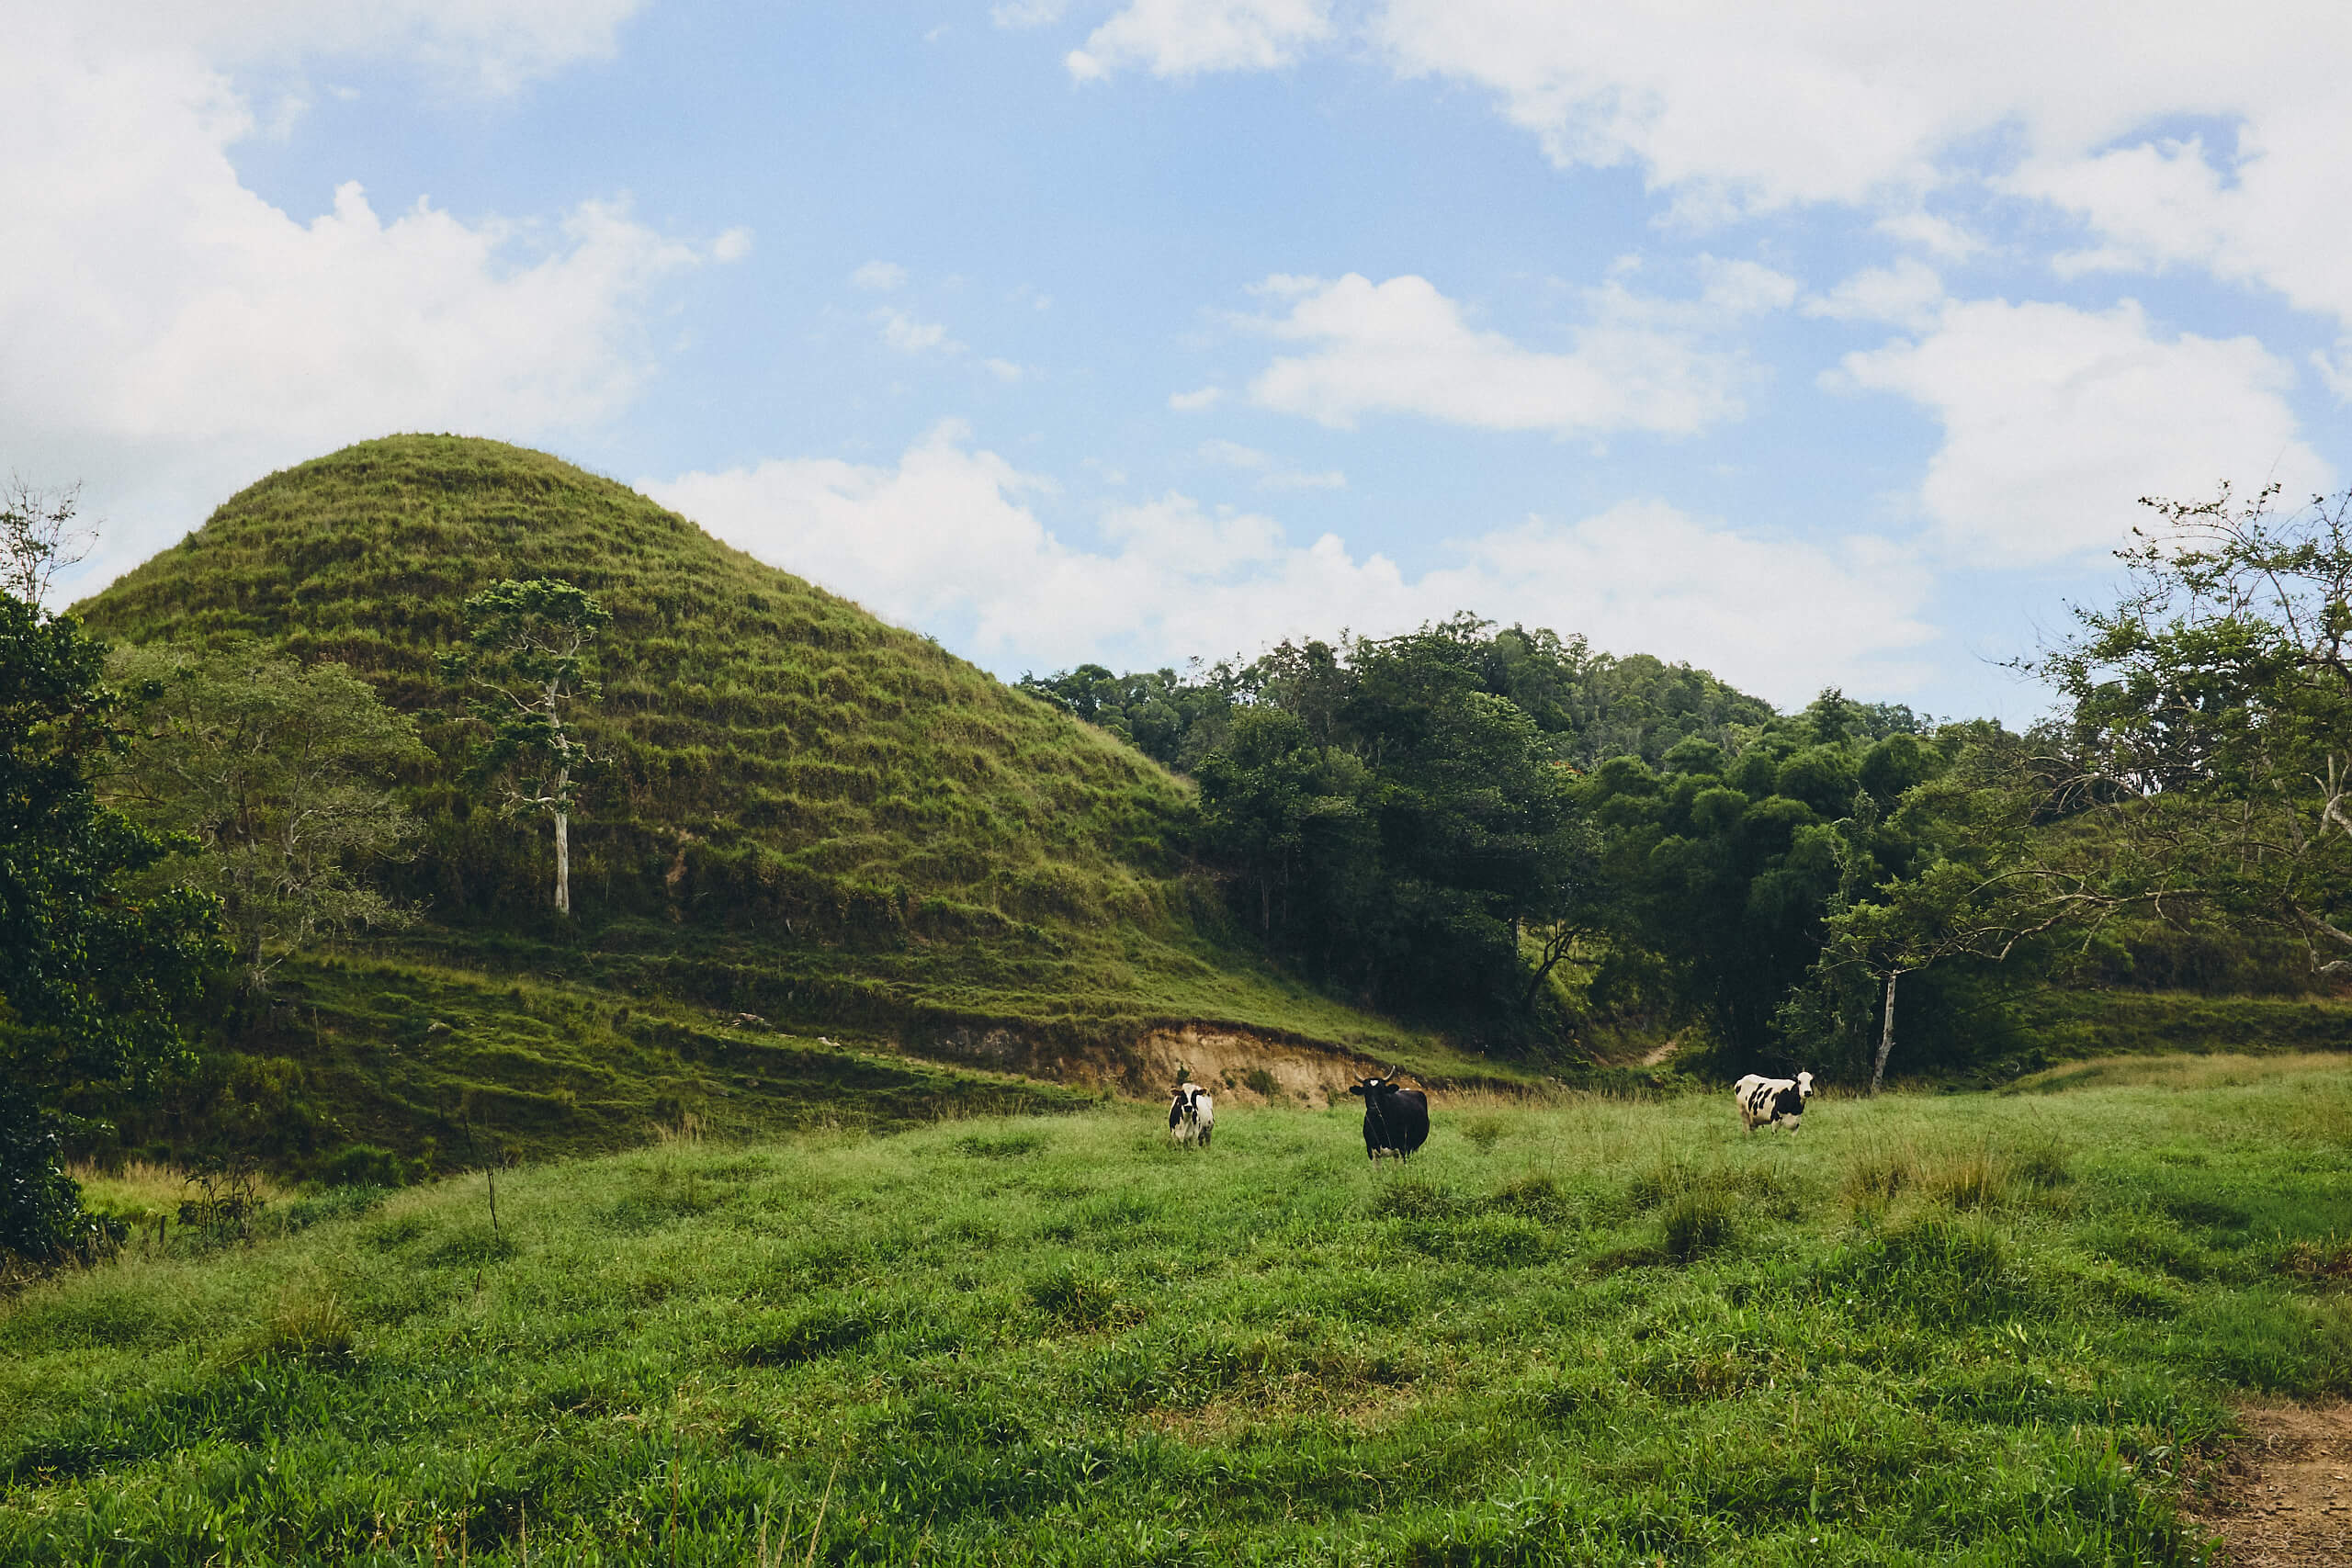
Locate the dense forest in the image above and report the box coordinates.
[6,452,2352,1264]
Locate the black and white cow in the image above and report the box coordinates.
[1733,1070,1815,1133]
[1168,1082,1215,1147]
[1348,1067,1430,1162]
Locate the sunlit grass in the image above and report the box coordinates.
[6,1055,2347,1563]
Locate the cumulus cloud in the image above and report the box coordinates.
[1833,298,2332,563]
[5,4,718,590]
[1242,267,1787,437]
[1804,259,1946,333]
[1198,438,1345,490]
[81,0,648,95]
[1363,2,2352,323]
[2007,124,2352,323]
[850,259,907,291]
[647,424,1932,702]
[1069,0,1332,81]
[1169,386,1225,412]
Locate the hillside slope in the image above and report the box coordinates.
[74,437,1459,1164]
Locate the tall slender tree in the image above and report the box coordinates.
[442,579,609,917]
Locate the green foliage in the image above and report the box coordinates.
[106,642,424,990]
[442,576,610,916]
[6,1059,2346,1562]
[0,590,218,1262]
[2020,485,2352,976]
[1191,624,1589,1026]
[1029,616,1786,775]
[1013,663,1235,770]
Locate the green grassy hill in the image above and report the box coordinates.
[75,436,1461,1169]
[9,1056,2348,1562]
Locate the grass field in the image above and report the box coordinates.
[6,1054,2350,1565]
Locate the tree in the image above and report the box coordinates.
[1814,782,2025,1093]
[0,476,93,606]
[0,570,216,1261]
[106,643,425,992]
[442,578,610,916]
[2018,485,2352,974]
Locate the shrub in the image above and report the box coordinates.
[315,1144,411,1188]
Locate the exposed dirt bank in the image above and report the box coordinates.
[922,1021,1396,1106]
[2191,1402,2352,1565]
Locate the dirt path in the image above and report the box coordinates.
[2191,1403,2352,1564]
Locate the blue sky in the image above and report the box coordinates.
[9,3,2349,717]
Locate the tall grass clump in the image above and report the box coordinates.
[1660,1187,1736,1262]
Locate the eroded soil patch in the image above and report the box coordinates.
[2193,1402,2352,1565]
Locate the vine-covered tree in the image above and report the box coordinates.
[441,578,609,916]
[107,643,425,991]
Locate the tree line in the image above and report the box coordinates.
[1024,488,2352,1079]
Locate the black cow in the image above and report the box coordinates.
[1348,1067,1430,1162]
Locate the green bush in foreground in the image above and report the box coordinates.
[4,1053,2347,1563]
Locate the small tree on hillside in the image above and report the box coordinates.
[107,644,425,992]
[442,578,609,917]
[0,477,93,605]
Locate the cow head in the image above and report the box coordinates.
[1349,1066,1403,1098]
[1796,1070,1815,1100]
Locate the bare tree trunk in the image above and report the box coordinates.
[553,761,571,916]
[1870,969,1899,1095]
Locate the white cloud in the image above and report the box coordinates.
[647,425,1931,702]
[874,309,959,355]
[984,357,1030,382]
[2006,123,2352,324]
[1069,0,1332,82]
[1804,259,1946,333]
[1365,3,2352,322]
[991,0,1068,26]
[1834,298,2332,563]
[6,5,714,592]
[712,226,754,263]
[74,0,648,95]
[2313,345,2352,404]
[1198,438,1346,490]
[1243,269,1782,437]
[1169,386,1225,412]
[851,259,907,291]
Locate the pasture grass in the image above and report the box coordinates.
[6,1055,2350,1564]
